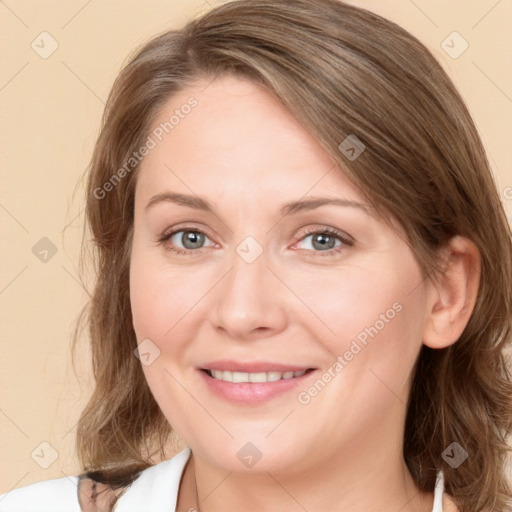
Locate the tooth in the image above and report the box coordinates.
[249,372,268,383]
[232,371,250,383]
[209,369,310,383]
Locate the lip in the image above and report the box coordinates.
[197,362,317,405]
[200,360,314,373]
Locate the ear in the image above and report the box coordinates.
[422,235,481,349]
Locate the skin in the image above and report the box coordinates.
[129,74,479,512]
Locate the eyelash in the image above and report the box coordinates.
[156,225,353,258]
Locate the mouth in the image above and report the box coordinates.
[198,364,318,405]
[200,367,316,383]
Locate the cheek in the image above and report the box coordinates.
[286,256,427,380]
[288,264,427,435]
[129,262,167,341]
[129,245,221,371]
[129,249,205,433]
[129,245,199,342]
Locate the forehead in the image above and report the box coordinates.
[134,74,364,210]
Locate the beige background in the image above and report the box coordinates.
[1,0,511,494]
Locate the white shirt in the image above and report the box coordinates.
[0,446,446,511]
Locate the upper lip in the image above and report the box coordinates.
[200,360,316,373]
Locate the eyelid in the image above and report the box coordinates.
[289,225,354,255]
[155,223,216,255]
[158,222,214,241]
[157,223,354,257]
[293,225,354,244]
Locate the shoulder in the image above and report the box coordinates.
[0,475,80,512]
[0,447,192,512]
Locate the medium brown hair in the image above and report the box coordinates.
[72,1,512,510]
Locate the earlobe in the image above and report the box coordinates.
[422,236,481,350]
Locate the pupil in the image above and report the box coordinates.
[183,231,204,249]
[313,233,335,250]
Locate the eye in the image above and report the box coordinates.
[157,227,215,255]
[294,227,353,256]
[156,225,353,257]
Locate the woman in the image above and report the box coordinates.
[1,1,510,511]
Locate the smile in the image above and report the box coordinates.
[204,368,312,383]
[198,367,317,404]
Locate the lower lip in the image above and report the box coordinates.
[198,369,316,405]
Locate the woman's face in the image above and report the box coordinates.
[130,74,431,474]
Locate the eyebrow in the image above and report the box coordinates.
[144,192,369,216]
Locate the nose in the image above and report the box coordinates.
[212,246,289,341]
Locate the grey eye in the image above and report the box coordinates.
[172,230,208,250]
[300,233,341,251]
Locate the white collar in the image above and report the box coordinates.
[115,447,192,511]
[431,469,445,512]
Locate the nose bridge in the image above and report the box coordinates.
[212,237,287,338]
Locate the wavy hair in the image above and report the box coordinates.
[71,1,512,510]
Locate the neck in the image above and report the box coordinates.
[177,434,433,512]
